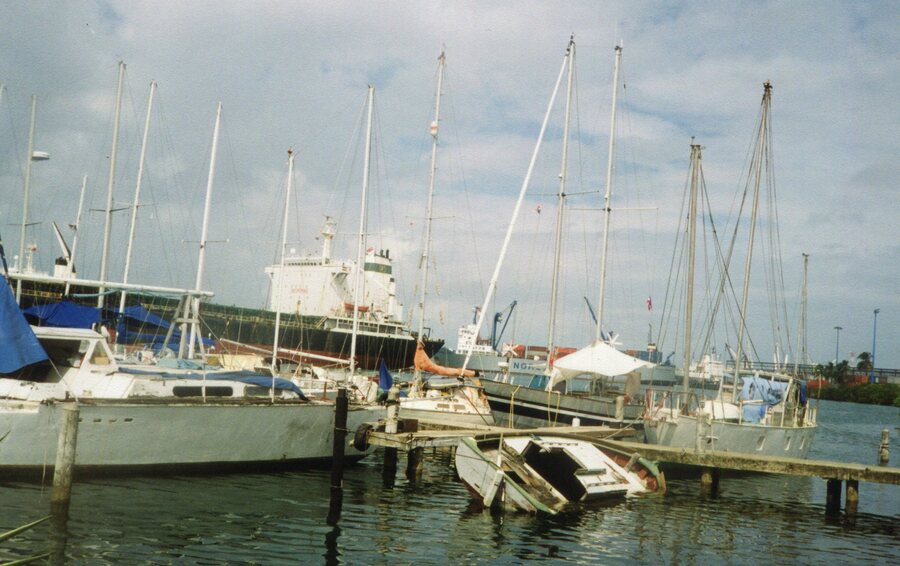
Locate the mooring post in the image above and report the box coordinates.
[825,479,842,515]
[382,384,400,486]
[879,428,889,464]
[700,467,719,494]
[327,388,348,526]
[406,447,425,481]
[845,479,859,515]
[51,404,80,513]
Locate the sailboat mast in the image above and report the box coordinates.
[272,148,295,397]
[416,52,445,344]
[350,86,375,376]
[462,44,569,371]
[187,101,222,359]
[98,60,126,308]
[64,175,88,297]
[119,80,157,313]
[547,38,575,365]
[683,143,701,392]
[15,95,38,304]
[595,45,622,341]
[732,81,772,399]
[794,252,809,374]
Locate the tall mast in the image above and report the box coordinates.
[272,149,295,398]
[98,60,126,308]
[595,45,622,341]
[64,175,88,296]
[187,101,222,359]
[119,80,157,313]
[683,143,702,392]
[732,82,772,400]
[416,52,445,346]
[462,43,568,371]
[15,95,38,304]
[547,37,575,365]
[794,252,809,374]
[349,86,374,376]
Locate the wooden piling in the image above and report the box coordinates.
[845,479,859,515]
[406,447,424,481]
[327,388,348,526]
[700,467,719,493]
[51,404,80,511]
[879,428,889,463]
[825,479,842,515]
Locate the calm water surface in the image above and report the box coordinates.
[1,399,897,564]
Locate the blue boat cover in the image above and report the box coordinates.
[379,359,393,390]
[115,304,171,328]
[0,276,48,373]
[738,375,789,423]
[23,300,103,329]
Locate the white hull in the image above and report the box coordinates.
[0,399,380,473]
[398,401,493,427]
[643,415,816,459]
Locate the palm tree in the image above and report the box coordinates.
[856,351,873,371]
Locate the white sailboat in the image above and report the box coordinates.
[399,52,493,426]
[0,273,379,474]
[642,84,817,458]
[478,41,653,428]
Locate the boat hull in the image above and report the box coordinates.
[643,415,816,459]
[481,379,644,429]
[0,399,381,476]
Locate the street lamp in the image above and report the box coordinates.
[833,326,843,363]
[871,309,880,383]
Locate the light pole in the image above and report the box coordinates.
[871,309,880,383]
[833,326,843,363]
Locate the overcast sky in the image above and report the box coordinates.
[1,1,897,368]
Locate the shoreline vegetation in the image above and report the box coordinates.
[812,383,900,407]
[811,352,900,406]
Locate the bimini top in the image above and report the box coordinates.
[548,339,653,388]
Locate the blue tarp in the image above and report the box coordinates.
[23,300,103,329]
[379,359,393,390]
[738,375,789,423]
[0,276,48,373]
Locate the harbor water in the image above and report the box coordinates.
[1,399,897,564]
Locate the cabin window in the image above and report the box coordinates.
[172,386,233,397]
[756,435,766,451]
[784,435,792,451]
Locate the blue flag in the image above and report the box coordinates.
[0,276,48,373]
[378,359,393,390]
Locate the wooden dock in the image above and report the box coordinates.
[359,418,898,515]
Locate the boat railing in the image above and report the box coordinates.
[643,389,702,421]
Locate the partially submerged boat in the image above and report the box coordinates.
[455,434,663,514]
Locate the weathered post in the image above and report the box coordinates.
[845,479,859,515]
[51,404,80,513]
[406,447,425,481]
[879,428,889,464]
[615,395,625,421]
[327,388,348,526]
[382,385,400,486]
[700,467,719,494]
[825,479,842,515]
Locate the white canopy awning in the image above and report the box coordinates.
[548,339,653,388]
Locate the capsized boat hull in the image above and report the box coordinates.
[0,399,381,476]
[455,434,662,514]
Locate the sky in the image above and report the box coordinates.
[1,1,897,368]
